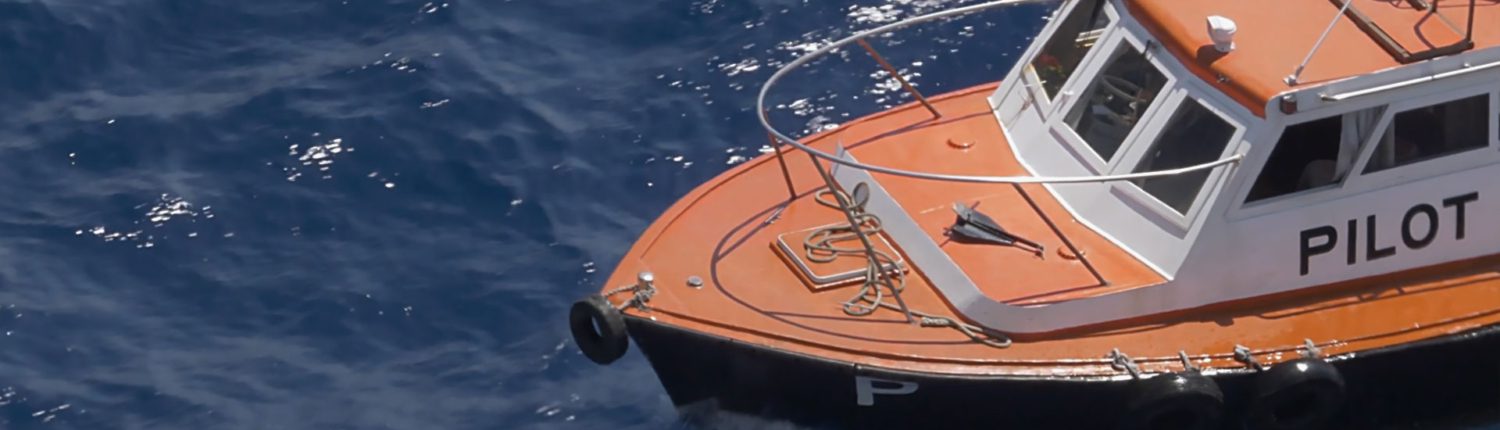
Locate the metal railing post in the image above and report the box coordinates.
[766,131,799,201]
[856,38,942,119]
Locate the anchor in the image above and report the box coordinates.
[948,202,1044,256]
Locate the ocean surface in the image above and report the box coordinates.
[0,0,1492,429]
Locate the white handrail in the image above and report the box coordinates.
[755,0,1245,184]
[906,153,1245,184]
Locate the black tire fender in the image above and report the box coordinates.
[1246,358,1346,430]
[1118,371,1224,430]
[569,294,628,365]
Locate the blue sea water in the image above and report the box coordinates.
[0,0,1491,429]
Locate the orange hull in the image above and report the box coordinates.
[600,83,1500,378]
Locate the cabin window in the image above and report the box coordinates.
[1031,0,1109,99]
[1065,43,1167,161]
[1131,99,1234,213]
[1246,107,1386,202]
[1364,94,1489,173]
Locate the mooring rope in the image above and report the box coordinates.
[803,191,889,265]
[805,187,1012,348]
[602,282,655,311]
[803,188,906,317]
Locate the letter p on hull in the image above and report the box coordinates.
[855,375,919,406]
[1300,225,1338,276]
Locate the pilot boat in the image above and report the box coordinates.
[570,0,1500,428]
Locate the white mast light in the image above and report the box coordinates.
[1207,15,1237,53]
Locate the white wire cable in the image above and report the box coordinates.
[756,0,1245,184]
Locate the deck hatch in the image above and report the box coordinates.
[773,225,906,291]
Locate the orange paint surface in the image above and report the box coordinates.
[602,84,1500,377]
[1129,0,1500,116]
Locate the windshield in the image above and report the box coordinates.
[1031,0,1110,99]
[1131,99,1236,213]
[1063,42,1167,161]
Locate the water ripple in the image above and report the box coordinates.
[2,0,1480,429]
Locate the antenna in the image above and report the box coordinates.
[1286,0,1354,86]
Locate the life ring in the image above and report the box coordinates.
[1246,358,1346,430]
[569,294,628,365]
[1118,371,1224,430]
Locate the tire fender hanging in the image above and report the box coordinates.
[570,294,629,365]
[1246,358,1346,430]
[1118,371,1224,430]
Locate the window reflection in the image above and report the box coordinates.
[1246,107,1385,202]
[1245,116,1342,202]
[1065,43,1167,161]
[1131,99,1235,214]
[1364,94,1489,173]
[1031,0,1110,99]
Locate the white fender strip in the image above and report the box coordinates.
[830,145,1168,334]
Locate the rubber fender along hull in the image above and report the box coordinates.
[623,317,1500,429]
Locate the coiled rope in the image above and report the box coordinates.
[805,186,1011,348]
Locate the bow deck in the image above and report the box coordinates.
[606,83,1500,376]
